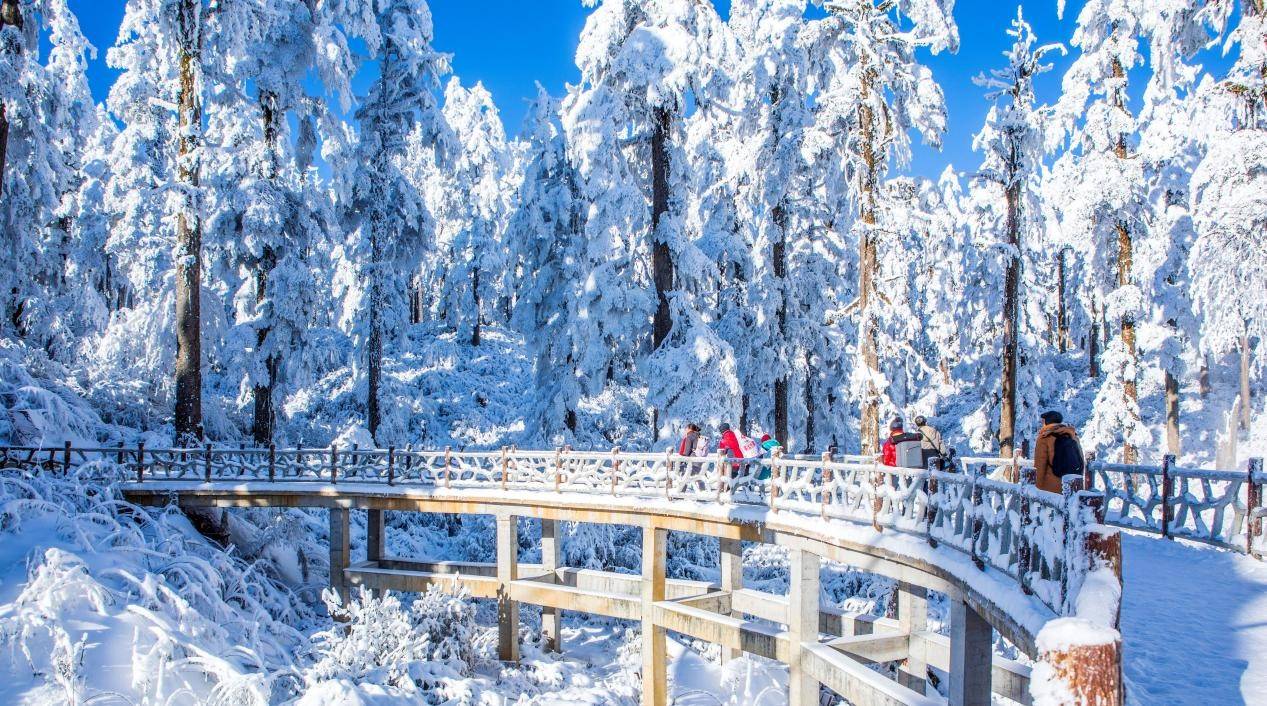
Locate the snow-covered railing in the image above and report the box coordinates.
[960,454,1266,558]
[1,443,1130,705]
[1,443,1113,617]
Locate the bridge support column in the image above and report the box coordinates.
[541,518,562,652]
[898,582,928,694]
[329,507,350,600]
[366,509,385,564]
[719,537,743,663]
[788,547,821,706]
[642,525,667,706]
[497,514,520,663]
[948,598,992,706]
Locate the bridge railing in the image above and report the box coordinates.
[961,454,1266,558]
[0,443,1114,617]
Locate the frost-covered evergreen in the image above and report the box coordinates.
[342,0,448,444]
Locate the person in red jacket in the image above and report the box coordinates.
[881,418,905,466]
[717,423,743,460]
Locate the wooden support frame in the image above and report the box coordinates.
[497,514,520,663]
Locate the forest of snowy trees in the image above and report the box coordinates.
[1,0,1264,465]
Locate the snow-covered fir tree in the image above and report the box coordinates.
[342,0,448,444]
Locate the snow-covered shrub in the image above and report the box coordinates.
[0,466,311,704]
[304,586,477,696]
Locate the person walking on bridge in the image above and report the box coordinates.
[913,415,949,470]
[678,423,705,457]
[1032,411,1084,494]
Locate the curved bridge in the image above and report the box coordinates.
[5,445,1127,706]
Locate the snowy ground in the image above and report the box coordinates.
[1121,532,1267,706]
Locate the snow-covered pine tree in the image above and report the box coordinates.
[200,0,353,444]
[1049,0,1155,461]
[970,9,1061,457]
[0,0,95,358]
[426,78,511,348]
[506,86,586,440]
[1189,1,1267,435]
[728,0,814,447]
[804,0,957,453]
[345,0,448,444]
[564,0,740,439]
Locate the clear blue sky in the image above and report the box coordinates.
[64,1,1221,179]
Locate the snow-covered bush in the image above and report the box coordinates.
[304,586,477,694]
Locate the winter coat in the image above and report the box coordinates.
[881,434,901,466]
[679,431,700,457]
[760,438,782,454]
[916,424,947,455]
[1033,423,1082,494]
[718,429,743,460]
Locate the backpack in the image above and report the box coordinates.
[737,433,761,459]
[1050,433,1085,478]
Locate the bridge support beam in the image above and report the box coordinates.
[719,537,743,663]
[366,509,385,564]
[329,507,350,600]
[541,518,562,652]
[788,547,821,706]
[642,526,667,706]
[497,514,520,662]
[898,582,928,694]
[949,598,992,706]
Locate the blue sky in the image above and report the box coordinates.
[64,1,1221,179]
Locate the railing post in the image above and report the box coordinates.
[925,458,939,548]
[403,446,413,481]
[1018,467,1035,595]
[820,450,833,520]
[330,444,338,485]
[770,449,782,512]
[714,450,727,503]
[62,441,71,475]
[444,446,452,489]
[1083,451,1096,492]
[135,443,144,483]
[1248,458,1263,557]
[663,448,673,499]
[268,443,276,483]
[116,441,124,465]
[204,443,212,483]
[1160,454,1175,538]
[610,447,621,496]
[387,446,395,485]
[501,446,509,491]
[969,465,985,570]
[554,446,564,493]
[136,442,145,482]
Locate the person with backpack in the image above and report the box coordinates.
[1033,411,1084,494]
[913,415,949,470]
[678,423,704,457]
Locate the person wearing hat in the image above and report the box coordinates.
[1032,411,1084,494]
[881,418,905,466]
[913,415,949,470]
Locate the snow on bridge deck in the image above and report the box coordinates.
[1120,532,1267,705]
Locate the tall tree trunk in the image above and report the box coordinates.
[803,350,816,454]
[252,90,280,446]
[1089,298,1101,379]
[367,305,382,442]
[999,155,1022,458]
[173,0,203,445]
[1241,333,1253,431]
[1165,368,1181,455]
[1057,249,1068,354]
[857,62,881,454]
[472,265,482,346]
[1199,356,1211,398]
[650,106,673,350]
[1111,56,1139,463]
[0,0,21,200]
[773,201,789,446]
